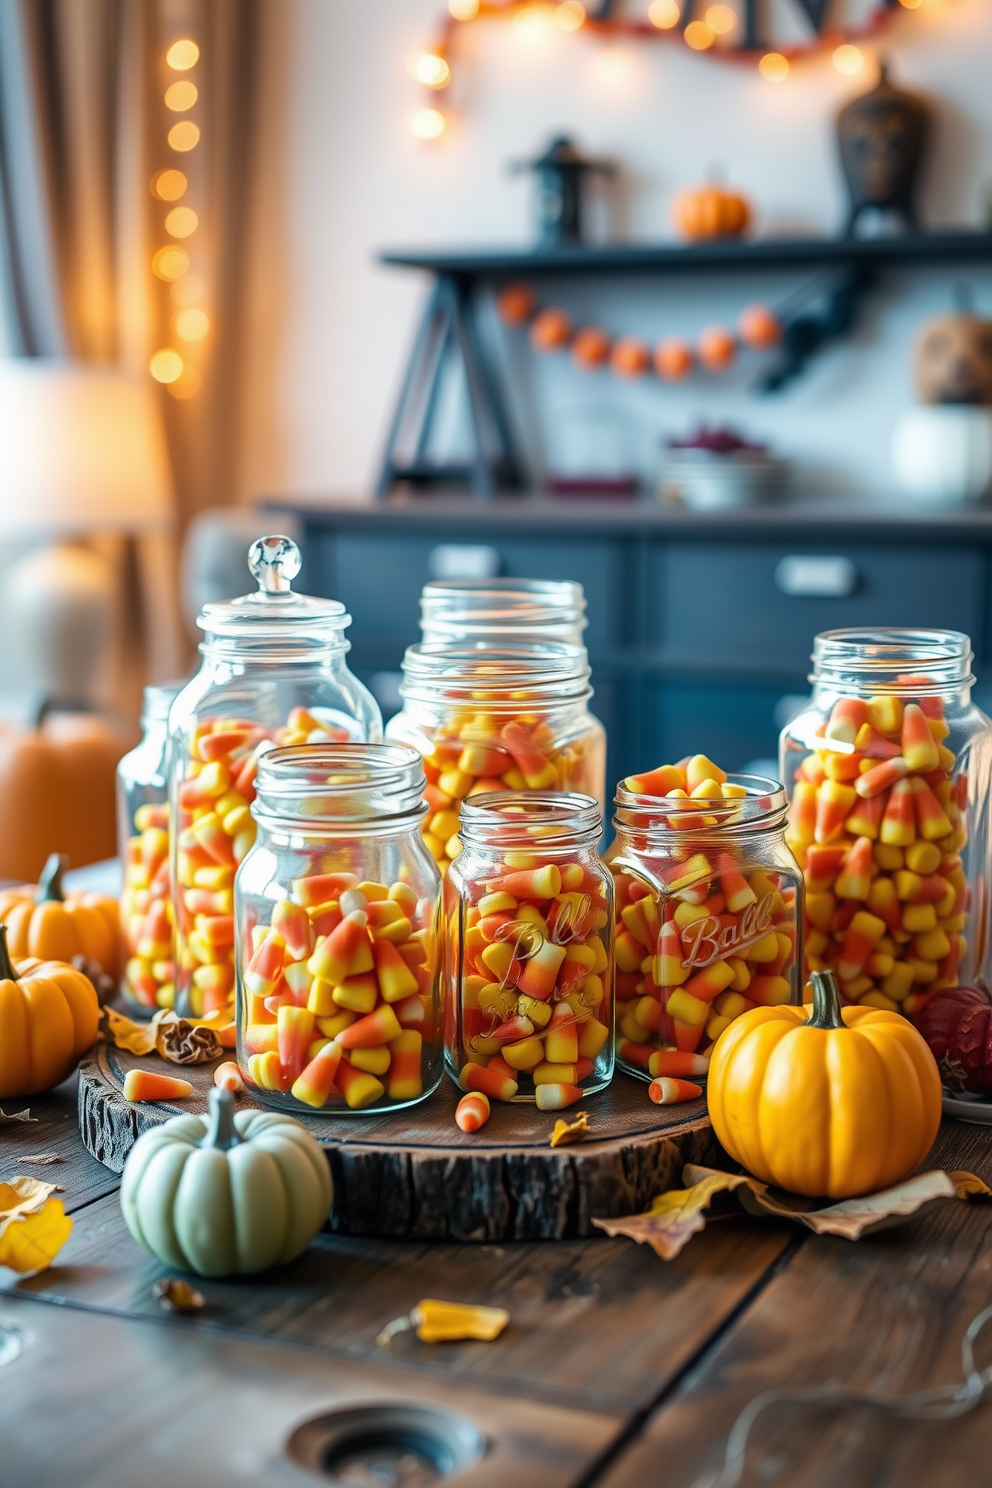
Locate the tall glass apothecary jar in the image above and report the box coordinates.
[235,743,443,1113]
[420,578,587,646]
[780,628,992,1014]
[385,642,606,875]
[118,681,182,1013]
[444,791,614,1108]
[610,777,802,1080]
[170,535,381,1017]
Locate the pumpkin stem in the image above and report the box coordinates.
[203,1087,239,1151]
[0,924,18,984]
[36,853,68,904]
[806,969,846,1031]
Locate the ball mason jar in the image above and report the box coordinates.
[117,681,182,1013]
[235,743,443,1113]
[385,642,606,875]
[444,791,614,1107]
[609,776,802,1080]
[420,578,587,646]
[171,535,381,1017]
[780,628,992,1014]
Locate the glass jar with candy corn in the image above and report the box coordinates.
[609,758,802,1082]
[235,743,442,1113]
[385,643,606,876]
[780,629,992,1016]
[420,578,587,646]
[444,791,614,1110]
[171,535,381,1018]
[117,682,182,1013]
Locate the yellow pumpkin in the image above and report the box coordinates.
[707,970,942,1199]
[0,930,100,1097]
[0,853,122,979]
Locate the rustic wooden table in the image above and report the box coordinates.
[1,1078,990,1488]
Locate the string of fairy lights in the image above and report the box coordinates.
[148,37,208,399]
[408,0,929,139]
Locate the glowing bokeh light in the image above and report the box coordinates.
[555,1,586,30]
[684,20,714,48]
[168,366,202,400]
[165,206,198,238]
[176,307,210,341]
[168,121,200,151]
[410,107,446,138]
[149,348,183,383]
[151,169,187,201]
[407,52,451,87]
[647,0,680,29]
[759,51,790,81]
[166,39,199,69]
[151,245,189,281]
[449,0,479,15]
[513,4,555,42]
[165,80,197,111]
[705,4,736,34]
[833,43,864,74]
[899,0,923,8]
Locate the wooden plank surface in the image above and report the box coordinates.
[0,1296,622,1488]
[596,1118,992,1488]
[8,1188,792,1416]
[0,1074,119,1215]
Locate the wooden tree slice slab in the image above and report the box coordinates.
[78,1044,718,1242]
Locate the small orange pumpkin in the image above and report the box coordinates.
[698,325,737,372]
[674,184,751,241]
[0,853,122,979]
[738,303,782,349]
[496,282,537,327]
[654,337,694,381]
[572,326,611,370]
[530,308,572,352]
[0,929,100,1097]
[610,336,651,379]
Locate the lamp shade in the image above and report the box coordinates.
[0,360,174,535]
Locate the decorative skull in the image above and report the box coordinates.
[915,315,992,407]
[837,65,929,235]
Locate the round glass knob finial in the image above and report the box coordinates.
[248,534,302,595]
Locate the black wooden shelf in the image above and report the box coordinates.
[380,229,992,278]
[375,229,992,498]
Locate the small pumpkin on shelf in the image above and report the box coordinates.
[0,852,121,981]
[120,1086,333,1277]
[707,969,942,1199]
[673,183,751,242]
[0,924,100,1097]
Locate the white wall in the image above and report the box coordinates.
[238,0,992,503]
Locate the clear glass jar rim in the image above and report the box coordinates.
[252,742,426,824]
[400,641,591,702]
[459,789,602,846]
[141,680,184,724]
[811,628,974,691]
[613,773,788,835]
[198,592,351,642]
[420,578,587,626]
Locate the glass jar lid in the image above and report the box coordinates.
[197,535,351,651]
[420,578,587,642]
[141,680,184,726]
[810,628,974,695]
[459,790,602,850]
[251,742,427,829]
[399,642,592,709]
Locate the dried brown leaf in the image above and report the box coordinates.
[550,1112,590,1148]
[15,1154,63,1166]
[0,1108,37,1124]
[593,1170,752,1260]
[100,1006,157,1055]
[152,1278,205,1312]
[951,1170,992,1199]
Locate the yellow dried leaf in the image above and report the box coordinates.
[550,1112,590,1147]
[0,1176,61,1219]
[593,1171,751,1259]
[101,1006,157,1055]
[377,1299,509,1347]
[0,1198,72,1272]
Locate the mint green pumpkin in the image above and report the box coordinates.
[120,1088,333,1277]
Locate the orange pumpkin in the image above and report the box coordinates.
[0,931,100,1097]
[496,283,537,327]
[674,185,751,241]
[698,325,737,373]
[654,337,694,381]
[0,853,122,979]
[530,308,572,352]
[0,711,128,881]
[610,336,651,379]
[572,326,611,370]
[738,303,782,349]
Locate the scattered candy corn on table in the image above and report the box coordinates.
[77,1043,716,1240]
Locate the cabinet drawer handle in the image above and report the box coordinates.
[427,544,502,581]
[774,555,858,598]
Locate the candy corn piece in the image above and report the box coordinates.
[462,1059,518,1102]
[335,1003,402,1049]
[214,1061,244,1092]
[335,1058,385,1109]
[272,900,312,961]
[308,911,370,984]
[647,1050,710,1079]
[855,756,908,799]
[834,836,873,900]
[455,1092,491,1131]
[123,1069,194,1102]
[624,764,685,795]
[838,911,886,982]
[534,1082,583,1111]
[486,864,562,900]
[902,703,939,773]
[277,1005,316,1084]
[648,1077,702,1105]
[516,939,567,1000]
[291,1040,343,1108]
[500,721,558,788]
[880,778,916,847]
[387,1030,424,1101]
[910,776,952,841]
[815,781,857,842]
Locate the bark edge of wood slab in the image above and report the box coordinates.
[78,1044,717,1241]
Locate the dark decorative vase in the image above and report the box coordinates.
[837,64,930,236]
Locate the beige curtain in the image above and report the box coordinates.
[0,0,259,695]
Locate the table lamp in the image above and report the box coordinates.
[0,361,174,713]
